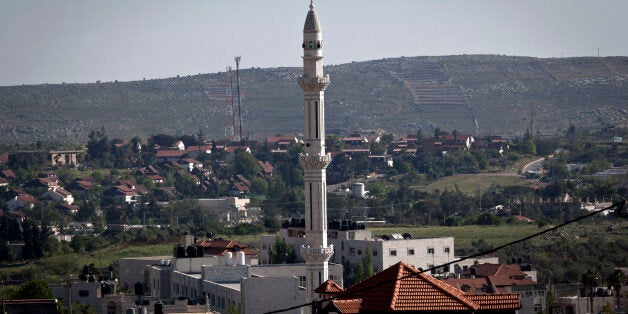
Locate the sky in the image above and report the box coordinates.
[1,0,626,86]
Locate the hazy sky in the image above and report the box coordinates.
[1,0,626,86]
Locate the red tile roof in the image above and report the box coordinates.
[156,150,186,158]
[468,294,521,310]
[258,161,274,174]
[339,262,478,312]
[315,280,344,294]
[266,135,297,144]
[326,299,362,314]
[18,194,38,204]
[1,169,16,179]
[182,158,202,164]
[334,262,520,313]
[441,277,493,294]
[194,239,257,256]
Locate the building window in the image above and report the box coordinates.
[262,245,267,250]
[372,250,377,256]
[390,249,397,256]
[348,232,355,240]
[427,247,434,254]
[299,276,306,288]
[78,290,89,297]
[444,246,450,253]
[349,247,356,255]
[534,304,542,312]
[407,248,415,255]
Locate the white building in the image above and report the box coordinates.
[197,197,249,223]
[147,251,343,314]
[262,222,461,274]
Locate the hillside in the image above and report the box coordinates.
[0,55,626,143]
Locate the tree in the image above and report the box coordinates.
[250,177,268,195]
[581,267,600,314]
[360,247,374,281]
[269,237,298,264]
[7,280,54,299]
[234,150,261,178]
[608,268,626,312]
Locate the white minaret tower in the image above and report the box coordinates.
[298,0,334,304]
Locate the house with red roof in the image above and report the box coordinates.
[107,180,146,204]
[5,193,39,211]
[342,136,369,147]
[170,140,186,151]
[193,238,257,264]
[266,135,299,153]
[317,262,520,313]
[186,145,212,158]
[40,187,74,205]
[258,160,274,177]
[155,150,187,163]
[443,263,545,313]
[1,169,17,180]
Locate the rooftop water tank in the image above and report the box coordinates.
[352,182,366,198]
[237,251,246,266]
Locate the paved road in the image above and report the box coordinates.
[522,157,545,174]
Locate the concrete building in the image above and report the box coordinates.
[197,197,250,223]
[145,247,343,314]
[263,222,450,273]
[297,1,334,304]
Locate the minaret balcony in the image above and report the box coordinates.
[300,245,334,263]
[299,154,331,170]
[298,75,330,92]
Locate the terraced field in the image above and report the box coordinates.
[0,55,625,143]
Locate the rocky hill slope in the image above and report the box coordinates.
[0,55,625,143]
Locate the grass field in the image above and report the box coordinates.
[368,224,544,250]
[416,174,539,195]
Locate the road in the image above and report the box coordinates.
[522,157,545,174]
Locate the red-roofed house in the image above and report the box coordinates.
[446,263,545,313]
[266,135,299,152]
[194,238,257,263]
[186,145,212,158]
[40,187,74,205]
[258,161,274,177]
[1,169,17,180]
[5,193,39,211]
[317,262,520,314]
[170,140,185,151]
[155,150,187,163]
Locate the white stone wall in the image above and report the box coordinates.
[241,276,306,314]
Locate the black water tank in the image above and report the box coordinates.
[176,246,186,258]
[155,301,163,314]
[186,245,197,258]
[134,282,144,296]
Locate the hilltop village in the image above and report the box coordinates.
[0,126,625,313]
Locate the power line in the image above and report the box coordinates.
[264,199,626,314]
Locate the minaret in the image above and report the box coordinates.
[298,1,333,304]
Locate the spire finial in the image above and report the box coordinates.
[310,0,314,10]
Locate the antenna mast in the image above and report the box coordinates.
[234,56,244,142]
[224,67,236,141]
